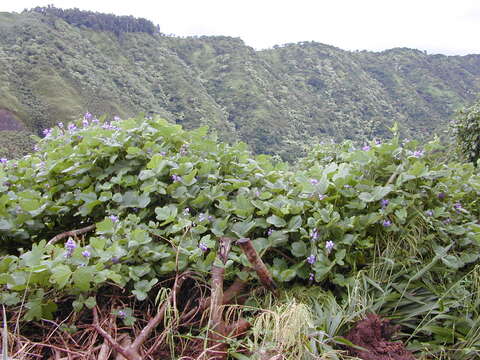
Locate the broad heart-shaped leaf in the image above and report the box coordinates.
[441,255,465,270]
[266,215,287,228]
[358,186,393,203]
[50,264,72,289]
[287,215,302,231]
[72,267,94,291]
[133,278,158,301]
[291,241,307,257]
[0,218,13,230]
[120,191,150,209]
[96,218,114,234]
[231,220,256,237]
[155,204,178,222]
[128,229,152,247]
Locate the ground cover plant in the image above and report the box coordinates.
[0,115,479,359]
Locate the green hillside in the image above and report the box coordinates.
[1,9,480,159]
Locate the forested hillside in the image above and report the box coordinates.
[1,8,480,159]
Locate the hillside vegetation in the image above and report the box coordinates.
[0,116,479,358]
[1,9,480,159]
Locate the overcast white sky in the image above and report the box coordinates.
[2,0,479,55]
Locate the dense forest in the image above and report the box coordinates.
[1,9,480,159]
[29,6,159,35]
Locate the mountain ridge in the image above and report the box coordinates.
[1,9,480,159]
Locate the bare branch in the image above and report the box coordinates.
[47,224,96,245]
[237,238,277,294]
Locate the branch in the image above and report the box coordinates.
[131,271,189,351]
[237,238,277,294]
[206,237,232,360]
[47,224,96,245]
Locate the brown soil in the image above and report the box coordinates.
[0,109,24,131]
[345,314,415,360]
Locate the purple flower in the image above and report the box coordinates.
[160,151,166,156]
[443,218,452,225]
[343,184,352,189]
[111,256,120,264]
[310,229,319,241]
[255,190,260,197]
[0,158,7,164]
[453,202,463,212]
[65,238,76,258]
[109,215,119,223]
[382,220,392,227]
[118,310,127,319]
[208,215,214,221]
[67,123,77,132]
[309,273,315,281]
[57,122,64,128]
[198,213,207,222]
[171,174,182,183]
[179,144,189,155]
[318,194,327,200]
[82,250,91,258]
[84,112,92,120]
[42,128,52,137]
[92,118,99,124]
[375,139,381,145]
[380,199,389,208]
[425,210,434,217]
[82,119,89,127]
[362,145,371,151]
[310,179,319,185]
[325,241,334,254]
[66,238,76,251]
[199,243,208,252]
[267,228,274,236]
[413,150,424,158]
[307,254,316,264]
[183,208,190,216]
[113,115,120,121]
[437,192,446,200]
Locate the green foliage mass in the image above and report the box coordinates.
[0,116,479,356]
[1,10,480,159]
[453,100,480,165]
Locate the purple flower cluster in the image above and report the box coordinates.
[309,273,315,281]
[412,150,424,158]
[171,174,182,183]
[0,158,7,164]
[43,128,52,137]
[380,199,389,208]
[82,250,91,258]
[101,122,120,130]
[382,220,392,227]
[325,241,334,254]
[453,202,464,213]
[362,145,371,151]
[307,254,316,264]
[179,144,189,155]
[267,228,274,236]
[68,123,77,132]
[65,238,76,258]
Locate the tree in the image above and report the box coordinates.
[452,100,480,165]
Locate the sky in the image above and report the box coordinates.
[2,0,480,55]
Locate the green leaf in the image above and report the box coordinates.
[266,215,287,228]
[291,241,307,257]
[72,267,93,291]
[96,218,114,234]
[50,264,72,289]
[231,221,256,237]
